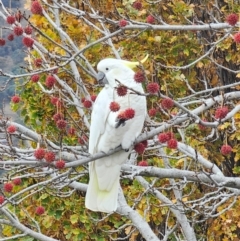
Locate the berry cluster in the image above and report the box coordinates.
[31,1,43,15]
[3,183,13,193]
[7,125,17,133]
[45,75,56,89]
[44,151,55,163]
[110,101,120,112]
[78,135,88,145]
[50,97,62,107]
[34,148,46,160]
[35,206,45,215]
[234,32,240,44]
[34,149,57,163]
[134,140,148,154]
[132,1,142,11]
[31,74,40,82]
[55,159,66,169]
[220,144,232,155]
[161,98,174,110]
[0,2,39,49]
[226,13,239,26]
[11,95,21,103]
[117,108,135,120]
[215,106,228,119]
[146,83,160,94]
[148,108,157,117]
[119,19,128,27]
[0,196,5,205]
[134,71,145,83]
[116,85,128,96]
[138,160,148,166]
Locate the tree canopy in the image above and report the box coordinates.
[0,0,240,240]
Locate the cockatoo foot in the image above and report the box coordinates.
[115,118,127,128]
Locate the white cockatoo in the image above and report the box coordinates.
[85,56,148,213]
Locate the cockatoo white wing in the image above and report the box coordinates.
[88,87,112,155]
[85,57,147,213]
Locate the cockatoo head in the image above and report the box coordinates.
[96,55,148,86]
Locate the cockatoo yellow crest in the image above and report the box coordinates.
[85,56,147,213]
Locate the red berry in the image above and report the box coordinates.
[34,148,46,160]
[22,37,34,48]
[55,160,65,169]
[116,85,128,96]
[7,125,17,133]
[215,106,228,119]
[45,75,56,88]
[56,119,67,129]
[141,140,148,148]
[147,83,159,94]
[146,15,155,24]
[35,206,45,215]
[90,95,97,102]
[134,142,145,154]
[4,183,13,193]
[24,25,33,35]
[31,1,43,15]
[167,139,178,149]
[50,97,61,107]
[233,32,240,44]
[34,58,42,67]
[124,108,135,119]
[83,100,92,108]
[78,135,88,145]
[158,133,169,143]
[134,71,145,83]
[12,178,22,186]
[11,95,21,103]
[50,97,59,105]
[0,196,5,205]
[166,132,174,141]
[161,98,174,110]
[31,74,40,82]
[148,108,157,117]
[6,15,15,24]
[119,19,128,27]
[68,127,76,136]
[13,26,23,36]
[220,145,232,155]
[117,111,126,120]
[53,113,64,122]
[44,151,55,163]
[110,101,120,112]
[7,34,14,41]
[226,13,238,26]
[132,1,142,10]
[0,38,6,46]
[138,160,148,166]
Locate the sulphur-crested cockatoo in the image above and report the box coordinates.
[85,56,148,213]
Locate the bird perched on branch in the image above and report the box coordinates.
[85,56,148,213]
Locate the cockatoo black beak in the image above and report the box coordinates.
[97,71,107,85]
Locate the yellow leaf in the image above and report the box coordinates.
[125,226,132,235]
[70,214,79,224]
[72,228,80,235]
[196,61,204,68]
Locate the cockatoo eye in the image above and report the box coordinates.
[106,68,109,71]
